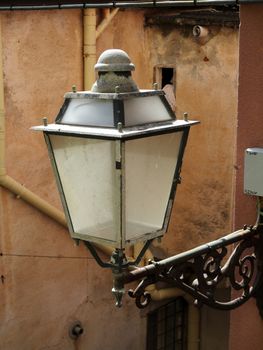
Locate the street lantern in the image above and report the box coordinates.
[31,50,263,313]
[32,49,198,306]
[33,49,198,249]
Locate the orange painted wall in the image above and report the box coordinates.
[229,5,263,350]
[0,10,145,350]
[0,7,242,349]
[97,10,239,257]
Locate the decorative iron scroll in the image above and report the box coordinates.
[126,226,263,311]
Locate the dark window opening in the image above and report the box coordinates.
[161,68,174,89]
[146,298,188,350]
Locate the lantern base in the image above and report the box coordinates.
[83,239,153,306]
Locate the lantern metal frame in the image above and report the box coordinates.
[39,122,195,247]
[55,90,176,127]
[33,88,199,249]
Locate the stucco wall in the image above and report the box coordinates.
[0,10,145,350]
[97,9,239,256]
[229,5,263,350]
[0,7,240,350]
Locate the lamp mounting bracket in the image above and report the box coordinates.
[125,225,263,316]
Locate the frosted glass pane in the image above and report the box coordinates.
[125,132,183,241]
[124,95,172,126]
[49,135,118,242]
[60,98,114,127]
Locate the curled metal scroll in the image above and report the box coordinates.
[127,226,263,310]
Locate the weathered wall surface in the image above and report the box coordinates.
[0,7,239,350]
[146,21,238,256]
[229,5,263,350]
[98,9,239,256]
[0,10,145,350]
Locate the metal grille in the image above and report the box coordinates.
[146,298,187,350]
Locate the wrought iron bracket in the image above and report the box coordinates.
[125,225,263,313]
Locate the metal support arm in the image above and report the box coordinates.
[125,225,263,312]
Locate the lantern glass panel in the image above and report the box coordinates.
[48,135,119,243]
[124,95,173,126]
[124,131,183,241]
[60,98,114,127]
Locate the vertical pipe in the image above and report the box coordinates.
[0,17,5,177]
[187,302,200,350]
[83,8,96,90]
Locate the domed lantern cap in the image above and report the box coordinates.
[92,49,138,93]
[95,49,135,72]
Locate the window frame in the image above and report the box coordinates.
[146,297,188,350]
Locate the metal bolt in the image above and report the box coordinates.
[69,322,84,340]
[115,85,120,94]
[183,112,189,122]
[42,117,48,126]
[117,122,123,133]
[72,85,77,93]
[153,82,158,90]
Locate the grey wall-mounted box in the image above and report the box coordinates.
[244,148,263,197]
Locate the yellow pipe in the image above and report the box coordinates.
[0,173,114,256]
[149,287,200,350]
[133,242,145,266]
[188,303,200,350]
[0,174,67,226]
[83,8,96,90]
[0,18,5,177]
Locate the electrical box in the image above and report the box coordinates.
[244,148,263,196]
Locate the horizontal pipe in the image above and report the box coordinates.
[124,226,259,283]
[0,0,261,11]
[0,174,114,256]
[0,174,67,226]
[0,0,256,11]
